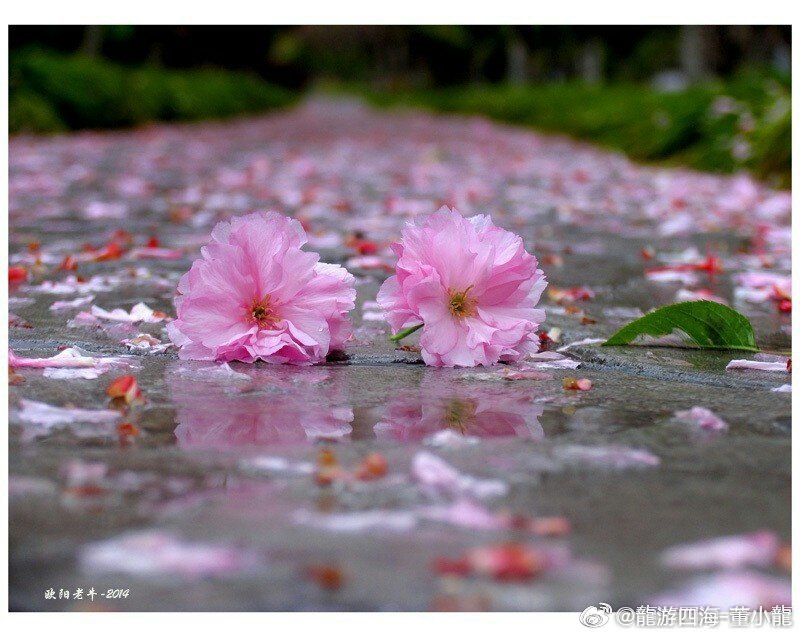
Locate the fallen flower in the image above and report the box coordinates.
[674,406,729,431]
[167,212,356,364]
[378,207,546,367]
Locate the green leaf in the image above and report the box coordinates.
[603,301,759,351]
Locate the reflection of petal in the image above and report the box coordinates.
[168,363,352,448]
[374,372,544,441]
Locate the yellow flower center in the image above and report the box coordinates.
[448,285,477,318]
[443,398,477,433]
[249,295,278,328]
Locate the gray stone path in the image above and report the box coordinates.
[9,100,791,611]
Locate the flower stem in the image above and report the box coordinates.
[389,323,424,343]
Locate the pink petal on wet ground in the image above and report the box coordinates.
[411,451,508,499]
[650,570,790,608]
[293,509,417,533]
[674,406,729,431]
[13,399,122,442]
[80,530,262,578]
[660,531,780,570]
[553,445,661,469]
[91,302,168,323]
[726,359,789,373]
[10,347,97,369]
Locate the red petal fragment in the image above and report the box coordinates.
[106,375,143,404]
[353,453,388,481]
[58,255,79,271]
[468,543,546,581]
[9,266,28,284]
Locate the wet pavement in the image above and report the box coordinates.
[9,99,791,611]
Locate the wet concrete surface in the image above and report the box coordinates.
[9,100,791,611]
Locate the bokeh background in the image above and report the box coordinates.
[9,25,791,186]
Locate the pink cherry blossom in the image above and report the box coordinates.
[377,207,547,367]
[167,212,356,364]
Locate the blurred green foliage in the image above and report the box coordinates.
[9,48,789,188]
[360,72,791,187]
[9,50,295,133]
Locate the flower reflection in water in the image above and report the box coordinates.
[168,363,353,448]
[374,373,544,441]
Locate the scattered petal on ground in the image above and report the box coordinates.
[411,451,508,499]
[90,302,168,324]
[674,406,729,431]
[650,571,791,608]
[553,445,661,470]
[660,531,780,570]
[13,399,121,442]
[726,358,789,373]
[80,531,262,578]
[293,509,417,533]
